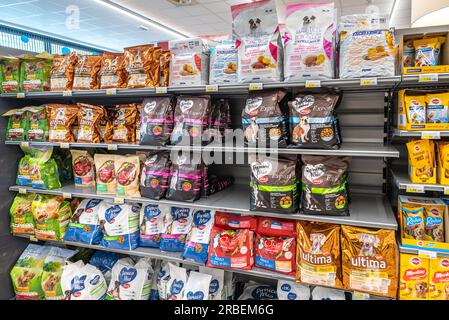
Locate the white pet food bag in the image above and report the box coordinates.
[182,271,212,300]
[224,271,235,300]
[167,263,187,301]
[210,41,238,85]
[64,199,103,245]
[277,280,310,300]
[156,261,171,300]
[149,259,161,300]
[106,257,153,300]
[284,3,336,81]
[339,14,395,79]
[311,286,346,300]
[231,0,283,83]
[199,266,225,300]
[60,261,107,300]
[237,281,278,300]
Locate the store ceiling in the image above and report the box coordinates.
[0,0,412,52]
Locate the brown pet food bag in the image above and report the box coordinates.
[115,155,141,198]
[148,47,162,87]
[46,104,78,142]
[160,50,171,87]
[76,103,105,143]
[50,53,77,91]
[95,154,117,195]
[341,225,399,298]
[99,107,114,143]
[71,149,95,188]
[124,45,154,88]
[99,52,126,89]
[297,221,343,288]
[112,104,138,143]
[72,55,102,90]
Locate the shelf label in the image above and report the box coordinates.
[444,187,449,195]
[421,131,441,140]
[20,141,30,148]
[419,250,437,259]
[62,90,72,97]
[114,197,124,205]
[406,185,425,194]
[106,88,117,95]
[60,142,70,149]
[249,83,263,91]
[29,236,38,242]
[18,188,27,195]
[107,144,118,151]
[62,192,72,199]
[206,84,218,92]
[419,73,438,83]
[353,292,370,300]
[360,77,378,86]
[305,80,321,88]
[155,87,167,94]
[16,92,25,99]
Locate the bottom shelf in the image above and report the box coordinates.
[14,234,393,300]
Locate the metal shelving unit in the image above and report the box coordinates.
[392,170,448,193]
[392,128,449,138]
[9,184,398,230]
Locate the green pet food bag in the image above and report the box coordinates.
[3,108,29,141]
[21,55,52,92]
[1,57,21,92]
[10,193,35,235]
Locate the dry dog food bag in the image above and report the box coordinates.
[231,0,283,83]
[297,221,343,288]
[27,106,48,142]
[60,260,107,300]
[106,257,153,300]
[140,97,174,146]
[71,149,95,188]
[301,155,350,216]
[20,55,52,92]
[182,271,212,301]
[76,103,105,143]
[277,280,310,300]
[140,152,171,200]
[95,154,117,195]
[289,92,341,149]
[160,207,193,253]
[198,267,225,300]
[183,209,215,264]
[237,281,278,300]
[10,244,50,300]
[64,199,103,245]
[99,52,126,89]
[250,155,299,214]
[116,155,140,198]
[242,90,288,147]
[3,108,29,141]
[46,104,78,142]
[255,234,296,275]
[139,204,170,248]
[210,41,238,85]
[341,225,399,298]
[399,253,430,300]
[166,155,203,202]
[112,104,138,143]
[41,247,77,300]
[124,45,154,88]
[50,53,77,91]
[160,50,171,87]
[10,193,35,236]
[72,55,102,90]
[1,57,20,92]
[284,2,336,81]
[166,263,187,301]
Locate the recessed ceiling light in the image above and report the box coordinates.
[139,25,149,31]
[167,0,195,6]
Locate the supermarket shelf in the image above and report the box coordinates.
[392,128,449,138]
[400,245,449,258]
[392,170,447,193]
[5,141,400,158]
[9,184,398,230]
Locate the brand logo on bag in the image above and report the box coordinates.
[425,216,442,227]
[71,275,87,296]
[90,275,100,286]
[251,161,272,181]
[410,257,421,266]
[304,164,325,184]
[105,205,122,223]
[172,208,190,221]
[194,211,211,227]
[209,279,219,294]
[144,101,157,114]
[170,280,184,296]
[119,267,138,286]
[186,291,204,300]
[245,97,263,116]
[86,199,102,211]
[442,259,449,268]
[251,287,277,300]
[294,95,315,112]
[144,205,160,219]
[180,100,194,113]
[406,216,423,227]
[281,284,291,292]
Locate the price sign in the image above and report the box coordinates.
[406,185,425,194]
[305,80,321,88]
[206,85,219,92]
[114,198,124,205]
[360,78,378,86]
[419,250,437,259]
[107,144,118,151]
[353,292,370,300]
[16,92,25,98]
[20,142,30,148]
[62,193,72,199]
[249,83,263,91]
[421,131,441,140]
[106,88,117,95]
[18,188,27,195]
[156,87,168,94]
[62,90,72,97]
[60,143,70,149]
[419,73,438,83]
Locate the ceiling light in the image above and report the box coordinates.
[412,0,449,28]
[93,0,189,39]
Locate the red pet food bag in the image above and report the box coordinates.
[255,234,296,275]
[256,217,296,238]
[214,212,257,231]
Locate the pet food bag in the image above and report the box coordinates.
[3,108,29,141]
[71,149,95,188]
[399,253,430,300]
[426,93,449,124]
[156,261,171,300]
[32,194,72,241]
[98,202,140,250]
[311,286,346,300]
[76,103,105,143]
[237,281,278,300]
[242,90,288,147]
[10,193,35,235]
[99,106,114,143]
[123,45,155,88]
[27,106,49,142]
[231,0,283,83]
[297,221,343,288]
[250,155,299,214]
[160,207,193,252]
[99,52,126,89]
[149,260,162,300]
[341,225,399,298]
[41,247,77,300]
[277,280,310,300]
[183,210,215,264]
[166,154,203,202]
[60,260,107,300]
[284,2,336,81]
[215,212,257,231]
[429,257,449,300]
[88,251,120,283]
[256,217,296,238]
[255,234,296,275]
[1,57,21,92]
[116,155,140,198]
[182,271,212,300]
[10,244,50,300]
[339,14,394,79]
[160,50,171,87]
[72,55,102,90]
[414,37,446,67]
[139,204,169,248]
[46,104,78,142]
[210,41,238,85]
[140,97,174,146]
[106,257,153,300]
[198,267,226,300]
[50,53,77,91]
[301,155,350,216]
[112,104,138,143]
[64,199,103,245]
[167,263,187,301]
[20,55,52,92]
[140,152,171,200]
[289,92,341,149]
[95,154,117,195]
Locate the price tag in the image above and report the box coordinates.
[155,87,168,94]
[16,92,25,98]
[353,292,370,300]
[62,90,72,97]
[206,84,218,92]
[114,197,124,205]
[29,236,38,242]
[360,77,378,86]
[60,142,70,149]
[444,187,449,195]
[249,83,263,91]
[107,144,118,151]
[406,185,425,194]
[18,188,27,195]
[62,192,72,199]
[305,80,321,88]
[421,131,441,140]
[106,88,117,95]
[419,250,437,259]
[20,142,30,148]
[419,73,438,83]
